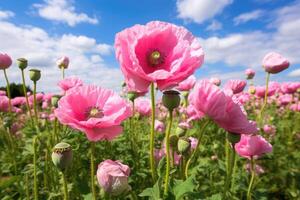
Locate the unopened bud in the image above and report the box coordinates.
[29,69,41,82]
[17,58,28,70]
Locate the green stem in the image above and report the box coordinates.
[184,120,210,178]
[33,81,39,127]
[247,157,255,200]
[62,171,69,200]
[149,82,156,182]
[223,143,236,197]
[259,72,270,126]
[21,69,33,124]
[62,67,65,79]
[163,109,173,196]
[3,69,12,113]
[90,142,97,200]
[25,173,30,200]
[33,136,38,200]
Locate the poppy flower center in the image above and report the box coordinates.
[87,107,104,119]
[148,50,165,67]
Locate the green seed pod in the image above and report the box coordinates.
[169,134,179,151]
[17,58,28,70]
[227,132,241,145]
[52,142,73,171]
[51,95,61,108]
[178,137,191,155]
[162,90,181,111]
[176,126,186,137]
[29,69,41,82]
[127,91,138,102]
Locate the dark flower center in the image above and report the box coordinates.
[86,107,104,119]
[147,50,165,67]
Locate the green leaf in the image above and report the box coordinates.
[173,175,196,200]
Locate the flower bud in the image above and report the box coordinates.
[51,95,61,108]
[17,58,28,70]
[162,90,180,111]
[169,134,179,151]
[227,132,241,145]
[97,160,131,196]
[51,142,73,171]
[29,69,41,82]
[127,91,138,102]
[248,86,256,95]
[176,126,186,137]
[178,137,191,154]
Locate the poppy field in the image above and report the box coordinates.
[0,21,300,200]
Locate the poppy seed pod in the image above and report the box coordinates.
[51,95,61,108]
[127,91,138,102]
[227,132,241,145]
[176,126,186,137]
[162,90,180,111]
[169,134,179,151]
[178,137,191,154]
[17,58,28,70]
[29,69,41,82]
[52,142,73,171]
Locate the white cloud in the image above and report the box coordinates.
[0,10,14,20]
[177,0,233,24]
[33,0,98,26]
[233,10,264,25]
[288,68,300,77]
[0,16,123,93]
[199,1,300,69]
[206,20,223,31]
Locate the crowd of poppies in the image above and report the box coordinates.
[0,21,299,200]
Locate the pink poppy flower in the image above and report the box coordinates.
[176,75,196,91]
[210,77,221,86]
[245,163,265,175]
[245,68,255,79]
[0,90,6,96]
[12,97,26,106]
[57,56,70,69]
[58,76,83,93]
[262,52,289,74]
[134,97,151,116]
[189,137,198,150]
[55,85,132,141]
[224,79,247,94]
[281,82,300,94]
[0,53,12,69]
[155,120,165,133]
[290,103,300,112]
[263,124,276,135]
[235,134,272,159]
[115,21,204,92]
[155,147,181,165]
[97,160,131,196]
[0,96,9,112]
[278,94,293,106]
[190,80,257,135]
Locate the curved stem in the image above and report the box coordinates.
[33,136,38,200]
[259,72,270,125]
[247,157,255,200]
[223,142,236,197]
[149,82,156,181]
[90,142,97,200]
[3,69,12,113]
[21,69,34,125]
[62,171,69,200]
[185,120,210,178]
[164,109,173,196]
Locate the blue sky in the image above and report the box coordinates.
[0,0,299,92]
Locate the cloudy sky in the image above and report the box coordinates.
[0,0,299,93]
